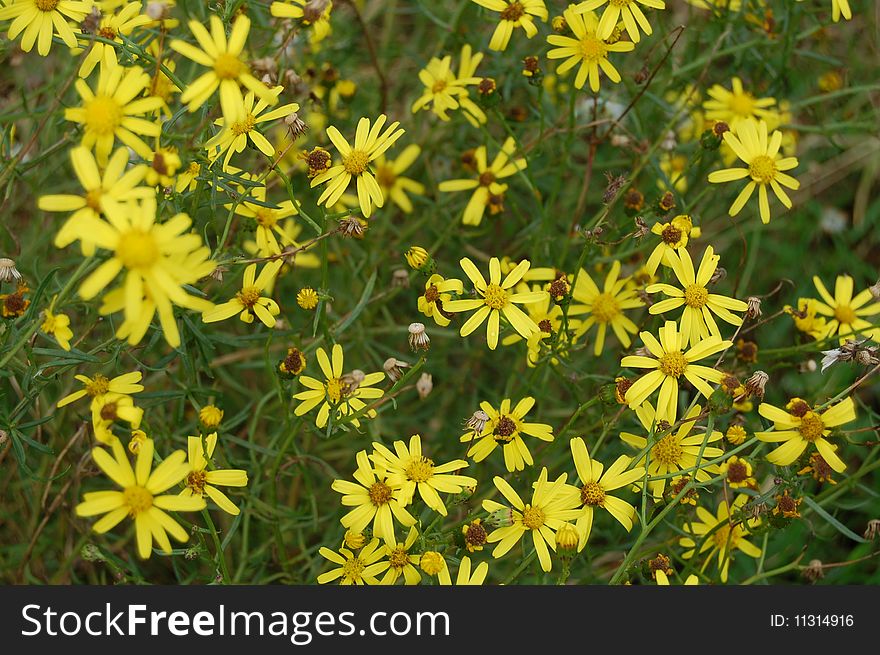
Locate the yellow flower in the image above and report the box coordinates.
[418,274,464,327]
[621,320,731,422]
[331,450,416,546]
[373,145,426,213]
[371,434,477,516]
[703,77,778,132]
[720,455,756,489]
[501,282,574,366]
[199,405,224,428]
[310,115,405,218]
[405,246,430,270]
[811,274,880,343]
[784,297,828,340]
[205,87,300,168]
[317,538,385,585]
[170,14,277,122]
[90,393,144,445]
[656,570,699,585]
[0,0,91,56]
[75,438,206,559]
[445,256,547,350]
[438,137,525,226]
[202,260,283,328]
[72,197,215,347]
[64,65,164,165]
[271,0,334,42]
[75,3,152,78]
[297,287,320,310]
[576,0,665,43]
[57,371,143,409]
[680,494,761,583]
[411,45,487,126]
[374,526,422,585]
[546,8,635,92]
[144,145,182,188]
[231,181,301,257]
[645,214,701,275]
[439,556,489,585]
[564,437,645,549]
[292,344,385,428]
[796,0,851,22]
[181,433,248,515]
[569,260,642,355]
[481,467,581,572]
[41,309,73,351]
[461,397,554,472]
[647,245,748,346]
[708,118,800,224]
[472,0,548,51]
[38,147,151,256]
[620,402,722,498]
[756,397,855,473]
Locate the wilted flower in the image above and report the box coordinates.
[408,322,430,351]
[0,258,21,283]
[416,372,433,399]
[465,409,490,434]
[383,357,410,382]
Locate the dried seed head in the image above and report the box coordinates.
[416,372,433,399]
[802,559,825,582]
[633,216,650,239]
[383,357,410,382]
[864,519,880,540]
[743,371,769,399]
[338,216,367,238]
[465,410,490,434]
[391,269,410,288]
[709,267,727,285]
[603,172,627,204]
[408,322,430,351]
[285,112,308,139]
[146,2,170,20]
[0,258,21,283]
[746,296,762,319]
[870,279,880,300]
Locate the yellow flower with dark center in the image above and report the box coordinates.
[576,0,666,43]
[64,65,164,166]
[373,527,422,585]
[444,256,547,350]
[330,450,416,546]
[310,115,405,218]
[680,494,761,583]
[411,45,487,126]
[171,14,277,122]
[708,118,800,224]
[481,467,581,572]
[41,309,74,351]
[546,8,635,92]
[438,138,525,226]
[562,437,645,550]
[181,433,248,515]
[460,397,554,472]
[75,438,206,559]
[418,274,464,327]
[317,538,385,585]
[75,2,151,78]
[0,0,91,56]
[811,274,880,343]
[620,402,722,498]
[202,260,283,328]
[569,260,642,355]
[90,392,143,445]
[645,215,701,275]
[292,344,385,428]
[719,455,756,489]
[756,396,855,472]
[784,297,828,340]
[621,320,731,422]
[371,434,476,516]
[57,371,143,409]
[471,0,548,51]
[647,245,748,347]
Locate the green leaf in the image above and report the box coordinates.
[802,496,869,543]
[334,270,377,336]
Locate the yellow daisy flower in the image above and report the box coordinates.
[564,437,645,549]
[374,526,422,585]
[75,2,151,78]
[202,260,283,328]
[373,144,426,214]
[170,14,277,122]
[75,438,206,559]
[72,197,215,348]
[646,245,748,346]
[310,115,405,218]
[460,397,554,472]
[181,433,248,515]
[439,137,525,226]
[481,467,581,572]
[411,45,487,126]
[41,309,74,351]
[0,0,91,56]
[702,76,778,132]
[418,273,464,327]
[292,344,385,428]
[570,260,642,356]
[756,396,855,473]
[546,7,635,92]
[784,297,828,340]
[621,320,731,422]
[371,434,476,516]
[680,494,761,583]
[620,402,723,499]
[38,146,151,256]
[90,393,143,445]
[331,450,416,547]
[811,274,880,343]
[576,0,666,43]
[271,0,334,42]
[231,181,301,257]
[707,118,800,224]
[57,371,143,409]
[317,538,385,585]
[444,256,547,350]
[645,214,700,275]
[438,556,490,585]
[64,65,164,165]
[471,0,548,51]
